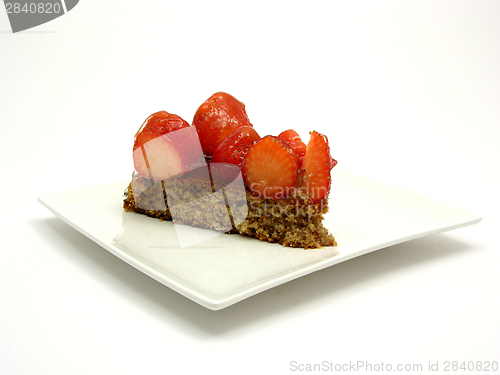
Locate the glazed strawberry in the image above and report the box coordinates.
[278,129,307,168]
[133,111,205,180]
[193,92,253,157]
[298,131,335,203]
[133,111,189,150]
[211,126,261,166]
[241,136,298,199]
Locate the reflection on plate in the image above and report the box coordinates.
[37,170,481,310]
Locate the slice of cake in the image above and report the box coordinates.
[123,92,337,249]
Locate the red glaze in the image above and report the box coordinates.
[212,126,261,166]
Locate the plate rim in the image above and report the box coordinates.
[37,171,482,310]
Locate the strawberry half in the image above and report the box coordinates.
[211,126,261,166]
[278,129,307,168]
[241,136,298,199]
[297,131,335,203]
[133,111,205,180]
[192,92,253,157]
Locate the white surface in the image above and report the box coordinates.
[1,0,499,374]
[38,171,480,310]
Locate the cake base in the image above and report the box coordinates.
[123,169,336,249]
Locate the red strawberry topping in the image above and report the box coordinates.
[133,111,205,180]
[241,136,298,199]
[192,92,253,157]
[278,129,307,168]
[211,126,261,166]
[297,131,335,203]
[131,95,337,204]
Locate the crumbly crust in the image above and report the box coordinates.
[123,172,336,249]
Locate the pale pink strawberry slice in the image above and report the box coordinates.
[241,136,298,199]
[133,112,205,180]
[134,111,189,150]
[163,125,206,171]
[133,135,184,180]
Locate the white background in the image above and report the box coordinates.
[1,1,499,374]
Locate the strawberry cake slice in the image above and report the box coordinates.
[123,92,337,249]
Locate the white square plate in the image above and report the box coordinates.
[38,170,481,310]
